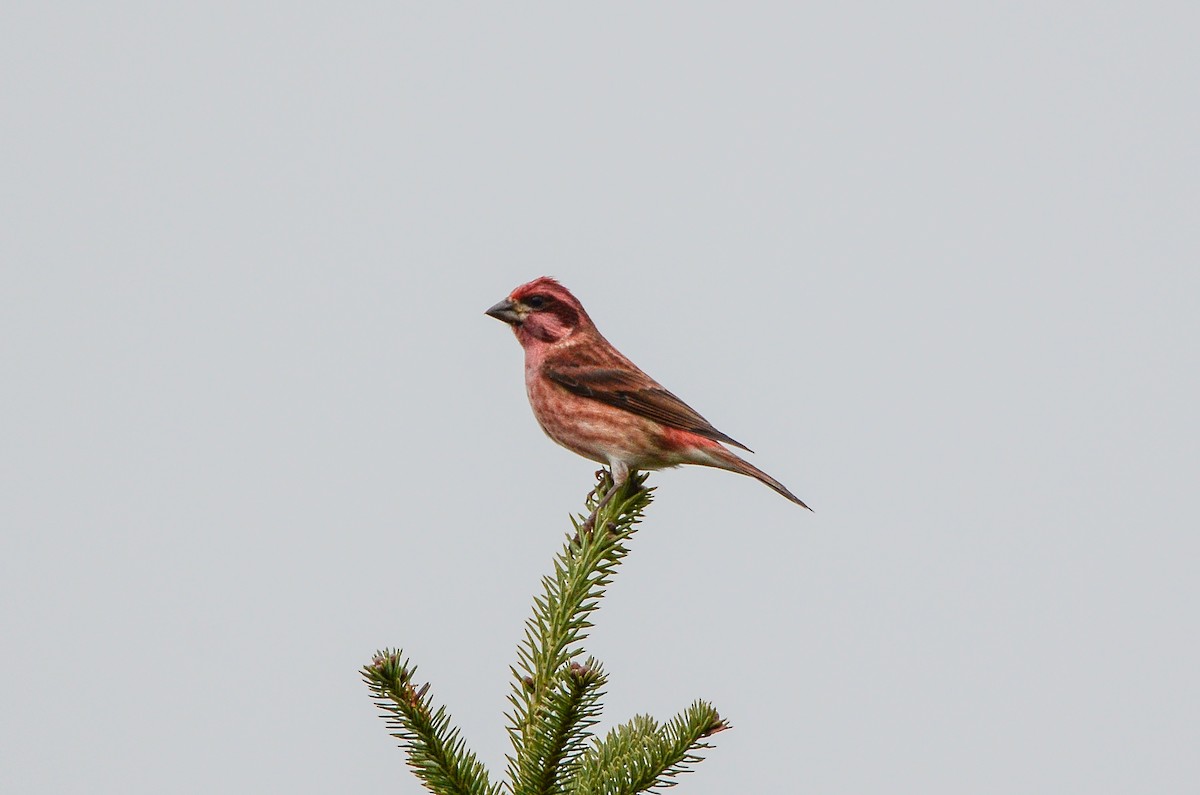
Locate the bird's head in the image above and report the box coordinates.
[485,277,593,345]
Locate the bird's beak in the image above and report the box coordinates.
[485,298,523,325]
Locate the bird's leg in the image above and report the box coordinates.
[579,462,630,537]
[586,469,609,504]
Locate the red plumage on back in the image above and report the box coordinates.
[485,277,809,523]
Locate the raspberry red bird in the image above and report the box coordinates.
[486,277,810,515]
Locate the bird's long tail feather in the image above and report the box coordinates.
[700,446,811,510]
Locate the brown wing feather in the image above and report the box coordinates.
[543,360,753,453]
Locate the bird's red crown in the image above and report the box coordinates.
[510,277,579,308]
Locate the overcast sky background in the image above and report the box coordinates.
[2,4,1197,793]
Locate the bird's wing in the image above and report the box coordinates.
[543,363,753,452]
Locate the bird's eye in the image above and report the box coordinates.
[525,295,548,309]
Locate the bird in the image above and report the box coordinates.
[486,277,810,524]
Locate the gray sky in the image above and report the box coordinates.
[2,3,1197,793]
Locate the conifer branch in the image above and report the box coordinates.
[568,701,729,795]
[506,471,652,795]
[363,650,499,795]
[511,657,607,795]
[365,471,731,795]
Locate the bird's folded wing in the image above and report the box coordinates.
[544,365,752,452]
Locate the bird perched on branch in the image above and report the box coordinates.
[486,277,810,525]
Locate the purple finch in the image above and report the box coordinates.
[486,277,810,516]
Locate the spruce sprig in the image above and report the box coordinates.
[567,701,730,795]
[365,470,729,795]
[506,471,650,794]
[363,650,499,795]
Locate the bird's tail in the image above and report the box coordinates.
[698,445,812,511]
